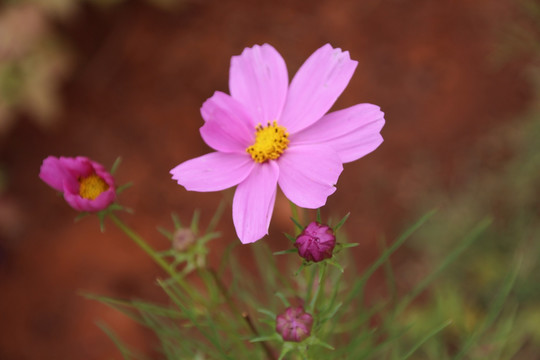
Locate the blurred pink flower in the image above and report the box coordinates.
[39,156,115,212]
[295,222,336,262]
[171,44,384,244]
[276,306,313,342]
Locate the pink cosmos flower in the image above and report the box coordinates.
[171,44,384,244]
[39,156,116,212]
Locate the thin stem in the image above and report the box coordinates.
[209,269,276,360]
[309,262,328,312]
[109,213,172,273]
[242,312,276,360]
[289,201,301,235]
[108,213,191,292]
[207,199,226,233]
[208,268,242,315]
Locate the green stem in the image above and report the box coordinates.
[289,201,301,235]
[109,213,201,303]
[309,262,328,312]
[208,269,276,360]
[109,213,174,275]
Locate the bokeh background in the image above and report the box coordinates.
[1,0,539,359]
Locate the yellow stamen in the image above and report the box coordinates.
[246,120,289,163]
[79,174,109,200]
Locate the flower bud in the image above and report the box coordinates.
[275,306,313,342]
[294,222,336,262]
[172,228,196,252]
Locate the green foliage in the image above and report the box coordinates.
[404,79,540,359]
[62,3,540,356]
[86,208,514,359]
[401,6,540,355]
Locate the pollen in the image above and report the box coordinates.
[246,121,289,163]
[78,173,109,200]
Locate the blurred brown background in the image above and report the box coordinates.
[0,0,533,359]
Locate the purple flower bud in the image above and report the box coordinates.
[275,306,313,342]
[294,222,336,262]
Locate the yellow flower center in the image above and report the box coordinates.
[246,121,289,163]
[78,174,109,200]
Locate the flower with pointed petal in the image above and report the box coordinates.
[39,156,116,212]
[171,44,385,244]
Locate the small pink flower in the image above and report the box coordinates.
[171,44,384,244]
[276,306,313,342]
[39,156,116,212]
[295,222,336,262]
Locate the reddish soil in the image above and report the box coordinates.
[0,0,532,359]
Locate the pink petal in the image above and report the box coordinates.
[170,152,255,192]
[94,169,116,191]
[277,145,343,208]
[64,188,116,212]
[39,156,71,191]
[40,156,117,212]
[88,159,116,189]
[279,44,358,134]
[59,156,94,177]
[233,161,279,244]
[60,156,97,193]
[291,104,385,163]
[200,91,256,153]
[229,44,289,124]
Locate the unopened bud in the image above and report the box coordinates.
[294,222,336,262]
[275,306,313,342]
[173,228,196,252]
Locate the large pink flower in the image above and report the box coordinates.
[171,44,384,244]
[39,156,116,212]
